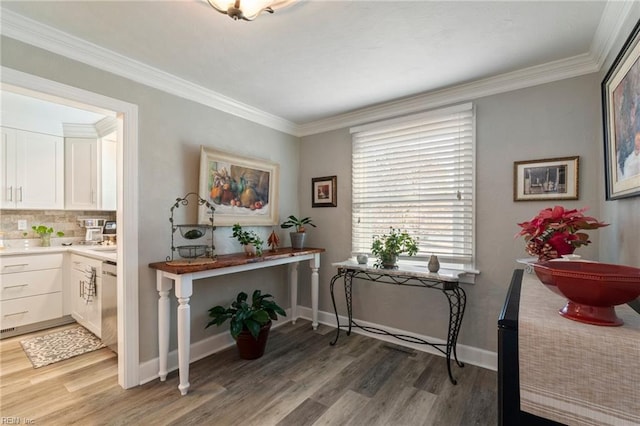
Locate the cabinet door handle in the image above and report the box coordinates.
[3,284,29,289]
[4,311,28,317]
[7,186,12,202]
[3,263,29,269]
[17,186,23,202]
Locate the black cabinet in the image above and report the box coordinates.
[497,270,564,426]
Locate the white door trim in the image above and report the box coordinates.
[1,66,140,389]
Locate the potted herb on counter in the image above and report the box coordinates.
[32,225,64,247]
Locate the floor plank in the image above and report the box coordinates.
[0,320,497,425]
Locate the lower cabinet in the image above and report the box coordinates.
[0,253,64,333]
[70,254,102,338]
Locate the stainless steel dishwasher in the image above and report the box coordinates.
[102,261,117,354]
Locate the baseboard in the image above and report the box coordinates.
[297,306,498,372]
[138,306,497,385]
[138,308,293,385]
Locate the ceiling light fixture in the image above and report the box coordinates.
[206,0,295,21]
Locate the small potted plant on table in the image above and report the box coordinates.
[371,227,418,269]
[280,215,316,249]
[231,224,264,256]
[206,290,286,360]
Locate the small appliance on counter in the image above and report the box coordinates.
[102,221,116,245]
[78,218,105,245]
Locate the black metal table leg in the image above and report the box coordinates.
[443,286,467,384]
[329,272,344,346]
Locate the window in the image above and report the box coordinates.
[351,103,475,266]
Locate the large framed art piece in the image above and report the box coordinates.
[198,146,279,226]
[602,19,640,200]
[513,156,579,201]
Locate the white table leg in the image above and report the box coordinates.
[175,275,193,396]
[289,262,298,324]
[156,271,172,382]
[310,254,320,330]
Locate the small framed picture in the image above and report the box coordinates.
[513,156,579,201]
[312,175,337,207]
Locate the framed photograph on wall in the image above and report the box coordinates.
[312,175,337,207]
[602,19,640,200]
[513,156,579,201]
[198,146,279,226]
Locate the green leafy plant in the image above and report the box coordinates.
[371,227,418,268]
[206,290,286,340]
[231,223,264,255]
[280,215,316,233]
[32,225,64,237]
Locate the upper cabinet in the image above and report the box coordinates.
[1,127,65,210]
[65,134,116,211]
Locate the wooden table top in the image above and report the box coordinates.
[149,247,325,275]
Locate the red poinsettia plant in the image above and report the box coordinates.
[516,206,608,260]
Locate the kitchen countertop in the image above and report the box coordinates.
[0,243,117,262]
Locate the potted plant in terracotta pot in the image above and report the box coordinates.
[370,227,418,269]
[280,215,316,249]
[206,290,286,360]
[231,223,264,256]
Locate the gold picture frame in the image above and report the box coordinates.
[198,146,279,226]
[513,156,579,201]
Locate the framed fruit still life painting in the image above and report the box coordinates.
[198,146,279,226]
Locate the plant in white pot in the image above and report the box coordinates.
[231,223,264,256]
[206,290,286,360]
[371,227,418,269]
[280,215,316,249]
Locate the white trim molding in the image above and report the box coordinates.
[0,3,633,138]
[1,66,141,390]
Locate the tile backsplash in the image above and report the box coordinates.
[0,210,116,240]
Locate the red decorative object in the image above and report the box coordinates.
[516,206,608,261]
[533,261,640,326]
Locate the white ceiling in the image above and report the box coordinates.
[0,1,632,135]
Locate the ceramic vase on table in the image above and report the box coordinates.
[428,255,440,273]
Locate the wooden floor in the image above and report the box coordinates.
[0,320,497,425]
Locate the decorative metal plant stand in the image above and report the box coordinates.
[329,264,466,385]
[167,192,216,263]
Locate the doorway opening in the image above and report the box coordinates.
[1,67,140,389]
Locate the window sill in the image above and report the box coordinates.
[398,258,479,284]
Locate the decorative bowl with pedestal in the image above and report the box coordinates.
[533,261,640,326]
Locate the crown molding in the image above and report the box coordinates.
[589,1,636,70]
[1,4,632,138]
[0,9,298,136]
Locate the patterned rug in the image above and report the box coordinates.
[20,326,105,368]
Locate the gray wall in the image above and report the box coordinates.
[3,5,639,363]
[300,73,604,352]
[1,37,301,362]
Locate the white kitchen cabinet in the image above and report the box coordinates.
[1,127,65,209]
[0,253,64,333]
[65,136,116,210]
[69,254,102,337]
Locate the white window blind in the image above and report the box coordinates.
[351,103,475,265]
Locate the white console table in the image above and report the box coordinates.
[149,247,324,396]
